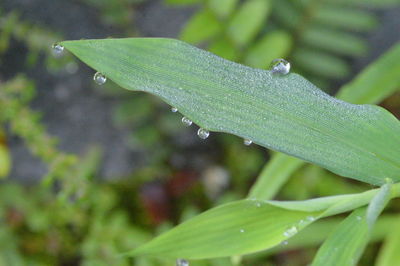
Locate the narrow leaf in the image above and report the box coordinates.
[61,38,400,185]
[180,9,222,44]
[244,30,292,69]
[311,208,370,266]
[337,43,400,104]
[127,199,321,259]
[128,184,400,259]
[312,184,392,266]
[227,0,270,47]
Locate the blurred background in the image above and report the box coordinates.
[0,0,399,265]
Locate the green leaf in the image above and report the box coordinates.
[127,184,400,259]
[337,43,400,104]
[376,216,400,266]
[314,6,378,32]
[311,208,369,266]
[249,214,399,259]
[127,199,321,259]
[227,0,270,47]
[301,26,368,56]
[61,38,400,185]
[312,183,391,266]
[180,9,222,44]
[244,30,292,69]
[250,44,400,200]
[208,0,238,19]
[293,47,350,78]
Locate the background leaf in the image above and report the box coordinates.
[376,216,400,266]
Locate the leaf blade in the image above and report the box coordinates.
[61,38,400,185]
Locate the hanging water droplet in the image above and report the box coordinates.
[283,226,298,237]
[240,229,245,233]
[197,128,210,139]
[270,58,290,75]
[171,107,178,113]
[243,139,252,146]
[176,259,189,266]
[51,43,64,57]
[181,117,193,127]
[93,72,107,85]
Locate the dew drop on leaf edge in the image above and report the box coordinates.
[270,58,290,75]
[93,72,107,85]
[244,139,252,146]
[197,128,209,139]
[51,43,64,57]
[171,107,178,113]
[181,117,193,127]
[176,259,189,266]
[283,225,298,237]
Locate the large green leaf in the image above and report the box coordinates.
[61,38,400,185]
[249,43,400,200]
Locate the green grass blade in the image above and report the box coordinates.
[180,9,222,44]
[311,208,369,266]
[376,216,400,266]
[314,6,378,32]
[244,30,292,69]
[61,38,400,185]
[337,43,400,104]
[301,26,368,56]
[227,0,270,47]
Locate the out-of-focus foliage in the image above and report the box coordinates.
[166,0,399,91]
[1,0,400,265]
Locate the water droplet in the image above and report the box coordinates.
[51,43,64,57]
[197,128,210,139]
[181,117,193,127]
[283,226,298,237]
[356,216,362,221]
[298,219,305,226]
[93,72,107,85]
[243,139,252,146]
[171,107,178,113]
[240,229,245,233]
[176,259,189,266]
[270,58,290,75]
[255,202,261,207]
[281,240,288,245]
[306,216,315,222]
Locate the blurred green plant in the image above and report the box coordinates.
[166,0,400,91]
